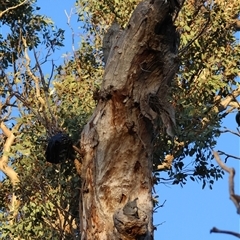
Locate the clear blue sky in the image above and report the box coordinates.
[26,1,240,239]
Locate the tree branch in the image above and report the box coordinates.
[212,150,240,213]
[200,86,240,128]
[218,150,240,161]
[0,122,19,186]
[210,227,240,238]
[22,37,59,135]
[33,48,59,131]
[0,0,27,18]
[217,86,240,112]
[179,14,210,55]
[211,151,240,238]
[220,128,240,138]
[22,37,46,110]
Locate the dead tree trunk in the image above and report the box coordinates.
[80,0,180,239]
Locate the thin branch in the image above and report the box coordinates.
[48,59,55,84]
[210,227,240,238]
[0,95,14,121]
[64,9,83,77]
[0,0,27,18]
[22,37,45,109]
[33,48,47,90]
[10,91,45,124]
[64,9,75,53]
[22,37,59,135]
[33,48,59,131]
[218,150,240,161]
[211,150,240,238]
[154,200,166,212]
[200,87,240,129]
[217,86,240,112]
[212,150,240,213]
[179,15,210,55]
[220,128,240,138]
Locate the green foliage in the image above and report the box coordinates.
[0,1,95,238]
[160,0,240,186]
[53,41,101,140]
[0,116,82,239]
[0,0,64,69]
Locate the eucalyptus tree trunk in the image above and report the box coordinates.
[80,0,181,239]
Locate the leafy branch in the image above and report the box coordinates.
[0,0,27,18]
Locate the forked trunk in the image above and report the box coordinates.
[80,0,180,239]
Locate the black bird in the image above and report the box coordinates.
[236,111,240,127]
[45,132,75,164]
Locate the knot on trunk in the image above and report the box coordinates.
[113,204,149,239]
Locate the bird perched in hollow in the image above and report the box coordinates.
[236,111,240,127]
[123,198,139,219]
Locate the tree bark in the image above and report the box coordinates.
[80,0,180,239]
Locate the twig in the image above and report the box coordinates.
[33,48,46,90]
[48,59,55,85]
[64,9,75,53]
[22,37,59,135]
[154,221,166,229]
[220,128,240,138]
[179,15,210,56]
[33,47,59,130]
[64,8,82,75]
[210,227,240,238]
[22,37,45,109]
[154,200,167,212]
[217,150,240,161]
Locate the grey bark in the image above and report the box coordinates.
[80,0,180,239]
[102,21,122,65]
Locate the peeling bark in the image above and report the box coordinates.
[0,122,19,185]
[0,122,20,225]
[80,0,180,239]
